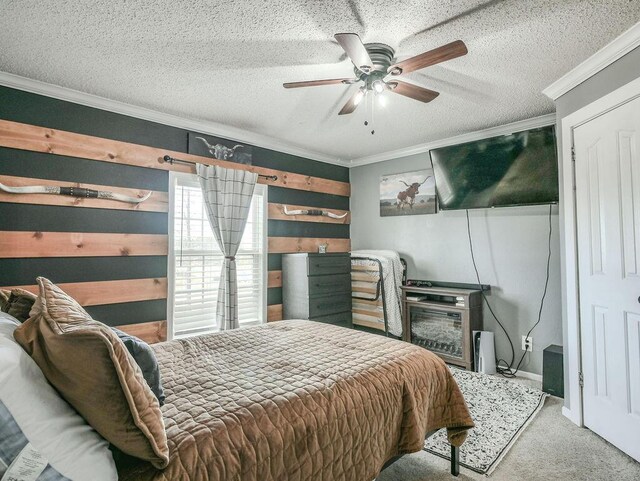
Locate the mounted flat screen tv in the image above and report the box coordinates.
[429,126,558,210]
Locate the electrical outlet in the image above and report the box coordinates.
[522,335,533,352]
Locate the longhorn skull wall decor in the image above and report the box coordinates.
[188,132,253,165]
[283,205,348,219]
[196,137,243,161]
[0,182,152,204]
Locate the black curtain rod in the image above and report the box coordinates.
[162,155,278,181]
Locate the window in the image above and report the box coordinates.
[168,172,267,338]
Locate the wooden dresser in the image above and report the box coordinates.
[282,253,352,328]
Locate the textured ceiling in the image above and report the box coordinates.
[0,0,638,162]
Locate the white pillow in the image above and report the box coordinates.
[0,312,117,481]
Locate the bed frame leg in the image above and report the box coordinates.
[450,444,459,477]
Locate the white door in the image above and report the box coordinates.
[574,95,640,461]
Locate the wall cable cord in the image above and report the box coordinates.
[465,209,516,376]
[466,204,553,378]
[511,203,553,376]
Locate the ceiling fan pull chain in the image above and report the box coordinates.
[370,93,375,135]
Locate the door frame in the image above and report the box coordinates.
[560,75,640,426]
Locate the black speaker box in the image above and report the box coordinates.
[542,344,564,398]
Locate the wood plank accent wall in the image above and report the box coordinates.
[0,119,350,196]
[268,237,351,254]
[268,270,282,289]
[267,304,283,322]
[116,321,167,343]
[5,278,167,306]
[0,86,350,342]
[0,232,168,258]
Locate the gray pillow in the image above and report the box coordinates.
[111,328,165,406]
[1,289,37,323]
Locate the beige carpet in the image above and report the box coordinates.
[378,394,640,480]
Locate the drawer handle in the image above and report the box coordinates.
[315,282,345,288]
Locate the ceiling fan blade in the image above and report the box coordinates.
[388,40,467,76]
[283,78,356,89]
[387,81,439,103]
[334,33,373,74]
[338,89,365,115]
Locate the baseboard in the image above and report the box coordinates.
[514,370,543,383]
[562,406,582,426]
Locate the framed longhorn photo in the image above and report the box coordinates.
[188,132,253,165]
[380,169,437,217]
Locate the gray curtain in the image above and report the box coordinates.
[197,164,258,330]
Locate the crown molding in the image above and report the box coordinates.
[543,21,640,101]
[0,72,559,170]
[0,71,349,167]
[348,113,557,167]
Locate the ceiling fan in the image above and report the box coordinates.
[283,33,468,115]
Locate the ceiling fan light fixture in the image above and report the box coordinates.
[284,34,466,116]
[372,80,385,94]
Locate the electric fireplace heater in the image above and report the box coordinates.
[401,284,483,370]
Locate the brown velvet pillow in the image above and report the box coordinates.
[1,288,37,322]
[13,277,169,468]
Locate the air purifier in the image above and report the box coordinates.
[473,331,496,374]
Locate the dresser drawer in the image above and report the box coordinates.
[309,293,352,318]
[307,255,351,276]
[310,312,353,329]
[308,273,351,297]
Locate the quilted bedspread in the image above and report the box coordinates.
[117,321,473,481]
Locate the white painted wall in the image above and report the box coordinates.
[350,152,562,375]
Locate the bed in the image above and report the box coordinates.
[351,250,406,337]
[116,320,473,481]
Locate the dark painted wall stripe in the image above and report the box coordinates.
[0,147,169,191]
[268,186,349,210]
[267,220,350,239]
[268,254,282,271]
[0,257,167,286]
[254,149,349,183]
[267,288,283,305]
[0,204,168,234]
[85,299,167,326]
[0,87,186,152]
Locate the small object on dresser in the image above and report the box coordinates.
[318,243,328,254]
